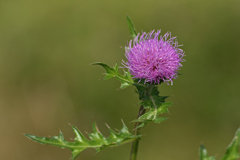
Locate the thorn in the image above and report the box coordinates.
[121,119,125,125]
[68,123,72,126]
[132,128,137,131]
[132,125,139,131]
[94,123,101,133]
[105,123,110,129]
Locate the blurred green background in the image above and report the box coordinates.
[0,0,240,159]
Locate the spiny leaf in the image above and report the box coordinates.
[199,145,216,160]
[25,121,140,160]
[92,62,134,89]
[132,102,173,129]
[126,16,137,39]
[221,128,240,160]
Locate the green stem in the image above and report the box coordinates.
[129,105,146,160]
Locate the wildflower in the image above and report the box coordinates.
[124,30,184,85]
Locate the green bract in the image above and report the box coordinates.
[25,121,140,160]
[127,16,137,39]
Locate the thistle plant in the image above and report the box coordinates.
[25,16,240,160]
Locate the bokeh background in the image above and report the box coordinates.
[1,0,240,159]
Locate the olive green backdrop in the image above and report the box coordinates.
[0,0,240,159]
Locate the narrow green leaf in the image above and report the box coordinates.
[126,16,137,38]
[199,145,215,160]
[92,62,134,89]
[221,128,240,160]
[25,121,140,160]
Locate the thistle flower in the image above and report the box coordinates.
[124,30,185,85]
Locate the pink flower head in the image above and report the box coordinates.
[124,30,185,85]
